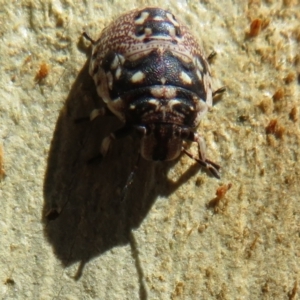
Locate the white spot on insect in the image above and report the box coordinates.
[160,77,167,84]
[165,87,177,99]
[196,70,202,81]
[157,46,164,54]
[196,59,204,72]
[203,73,211,91]
[130,71,145,83]
[194,98,209,123]
[132,34,146,41]
[144,28,152,35]
[153,16,164,21]
[130,104,136,109]
[107,97,125,121]
[150,87,162,98]
[115,67,122,80]
[106,72,113,90]
[110,55,119,70]
[171,50,193,64]
[150,86,177,99]
[90,108,103,121]
[118,54,125,65]
[168,99,181,109]
[134,11,149,25]
[180,71,192,85]
[166,13,179,27]
[100,134,115,156]
[148,99,160,108]
[202,73,212,106]
[168,27,176,38]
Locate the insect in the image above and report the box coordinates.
[82,7,224,195]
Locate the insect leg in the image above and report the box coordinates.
[88,125,133,164]
[74,107,113,123]
[184,132,221,179]
[206,51,226,97]
[207,51,217,62]
[212,87,226,97]
[82,32,96,45]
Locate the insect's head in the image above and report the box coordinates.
[135,123,191,161]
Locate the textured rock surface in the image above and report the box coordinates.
[0,1,299,299]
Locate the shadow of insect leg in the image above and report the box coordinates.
[88,124,133,164]
[74,107,114,123]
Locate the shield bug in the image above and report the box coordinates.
[82,7,225,196]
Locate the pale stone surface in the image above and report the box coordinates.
[1,0,299,299]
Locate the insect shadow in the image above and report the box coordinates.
[42,58,209,279]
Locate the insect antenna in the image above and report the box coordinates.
[212,87,226,97]
[82,32,96,45]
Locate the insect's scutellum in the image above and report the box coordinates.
[83,7,225,198]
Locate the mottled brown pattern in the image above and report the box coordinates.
[90,7,206,70]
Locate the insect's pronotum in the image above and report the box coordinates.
[82,7,225,197]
